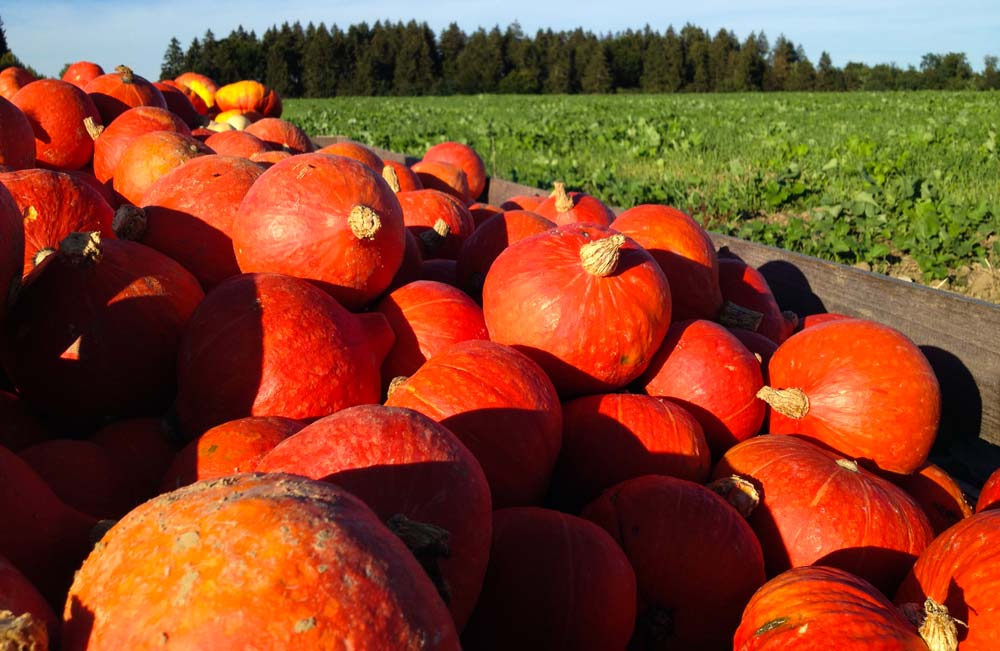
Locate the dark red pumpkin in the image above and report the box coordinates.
[462,507,636,651]
[467,202,503,228]
[0,390,50,452]
[888,463,973,536]
[91,105,192,185]
[385,339,562,508]
[734,565,932,651]
[386,228,425,292]
[423,141,487,202]
[483,223,671,397]
[0,168,115,276]
[62,473,460,650]
[0,67,36,101]
[135,154,265,290]
[1,232,204,429]
[799,311,853,329]
[583,474,766,651]
[500,194,546,211]
[161,416,304,491]
[243,117,313,154]
[18,439,129,519]
[717,257,797,344]
[0,552,59,646]
[636,319,765,457]
[61,61,104,90]
[175,272,394,439]
[611,203,723,321]
[0,96,35,170]
[455,209,555,299]
[0,444,97,609]
[420,258,459,287]
[534,181,615,227]
[12,79,102,171]
[257,404,492,631]
[233,153,406,310]
[89,417,179,508]
[84,65,166,125]
[0,183,23,324]
[152,81,203,128]
[549,393,711,510]
[397,189,476,260]
[758,317,940,475]
[713,434,933,596]
[376,280,489,385]
[895,509,1000,650]
[411,159,471,204]
[977,467,1000,512]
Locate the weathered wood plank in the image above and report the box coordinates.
[313,136,1000,482]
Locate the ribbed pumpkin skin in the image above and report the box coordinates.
[534,188,616,227]
[718,257,796,344]
[461,507,637,651]
[582,474,766,651]
[139,154,265,290]
[423,142,487,201]
[0,183,23,324]
[455,209,555,299]
[316,140,383,171]
[550,393,711,510]
[894,509,1000,650]
[397,189,476,260]
[734,566,928,651]
[61,61,104,90]
[175,273,393,439]
[713,435,933,596]
[62,473,460,651]
[411,160,471,205]
[173,72,219,110]
[243,117,313,154]
[0,96,36,170]
[637,319,765,457]
[764,318,941,475]
[887,462,973,535]
[161,416,304,491]
[214,79,282,117]
[257,404,493,632]
[483,223,671,397]
[12,79,102,171]
[112,130,213,206]
[977,467,1000,512]
[385,339,562,509]
[1,235,205,428]
[611,204,723,321]
[233,153,406,310]
[0,168,114,276]
[376,280,489,383]
[92,105,191,184]
[84,67,166,125]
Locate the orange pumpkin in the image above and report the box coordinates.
[214,79,282,118]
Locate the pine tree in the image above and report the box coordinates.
[580,41,612,94]
[606,28,645,90]
[438,23,466,94]
[815,51,844,91]
[0,16,9,57]
[302,23,336,97]
[663,27,684,92]
[542,30,571,94]
[160,37,186,79]
[980,55,1000,90]
[709,29,739,91]
[499,23,541,93]
[393,21,436,95]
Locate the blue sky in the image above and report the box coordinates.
[5,0,999,82]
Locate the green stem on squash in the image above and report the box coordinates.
[756,386,810,419]
[718,300,765,332]
[0,609,49,651]
[551,181,574,213]
[348,205,382,240]
[580,234,626,277]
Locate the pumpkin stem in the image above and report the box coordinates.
[835,458,860,472]
[348,205,382,240]
[114,64,135,83]
[551,181,574,213]
[83,116,104,141]
[719,300,765,332]
[900,599,962,651]
[0,609,49,651]
[112,205,148,241]
[418,218,450,255]
[59,232,103,266]
[32,248,55,268]
[756,386,809,419]
[580,234,626,277]
[386,513,452,604]
[706,475,760,518]
[386,376,408,400]
[382,165,401,192]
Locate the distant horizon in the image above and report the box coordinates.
[5,0,999,81]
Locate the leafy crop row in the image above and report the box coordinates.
[285,91,1000,283]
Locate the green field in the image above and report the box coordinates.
[284,92,1000,298]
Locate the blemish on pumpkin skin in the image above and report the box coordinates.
[174,530,200,552]
[173,569,199,606]
[755,617,789,636]
[294,617,316,633]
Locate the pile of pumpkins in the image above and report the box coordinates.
[0,62,998,651]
